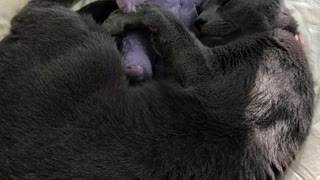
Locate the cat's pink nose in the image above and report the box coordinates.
[125,65,144,81]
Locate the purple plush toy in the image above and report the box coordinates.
[116,0,202,81]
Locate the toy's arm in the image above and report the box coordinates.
[116,0,146,13]
[116,0,203,14]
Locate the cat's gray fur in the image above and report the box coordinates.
[0,0,314,179]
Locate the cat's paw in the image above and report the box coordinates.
[104,9,144,36]
[104,4,167,36]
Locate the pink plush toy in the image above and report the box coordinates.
[116,0,202,81]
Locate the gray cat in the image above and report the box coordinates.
[0,0,314,179]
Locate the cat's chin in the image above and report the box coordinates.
[199,36,228,47]
[198,30,242,47]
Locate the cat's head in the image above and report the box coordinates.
[195,0,297,46]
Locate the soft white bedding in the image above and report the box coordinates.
[282,1,320,179]
[0,0,30,40]
[0,0,319,179]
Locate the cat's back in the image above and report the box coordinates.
[205,28,314,179]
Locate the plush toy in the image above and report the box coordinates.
[116,0,202,81]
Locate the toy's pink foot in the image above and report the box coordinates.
[125,65,144,81]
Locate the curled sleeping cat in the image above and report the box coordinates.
[0,0,314,179]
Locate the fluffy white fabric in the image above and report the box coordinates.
[282,1,320,179]
[0,0,30,41]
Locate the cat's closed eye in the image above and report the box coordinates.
[196,5,202,14]
[220,0,231,7]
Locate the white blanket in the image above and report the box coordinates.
[0,0,30,40]
[0,0,319,179]
[282,1,320,179]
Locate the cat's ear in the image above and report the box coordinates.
[274,1,298,33]
[77,0,118,24]
[194,0,205,6]
[272,0,282,4]
[31,0,81,7]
